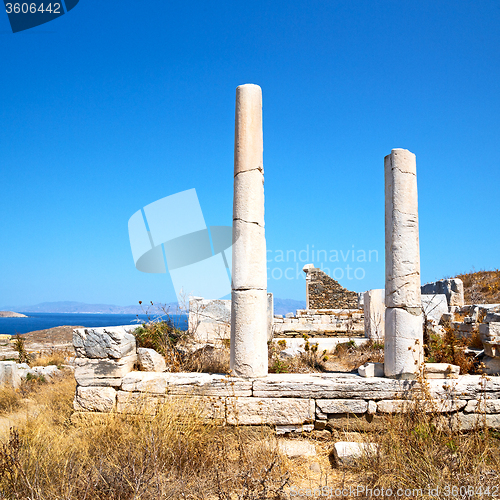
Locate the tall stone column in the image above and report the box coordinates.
[230,84,268,377]
[384,149,424,379]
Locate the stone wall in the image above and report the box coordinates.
[304,265,359,310]
[72,325,500,431]
[273,309,364,337]
[421,278,465,307]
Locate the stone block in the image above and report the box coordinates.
[453,413,500,431]
[421,294,448,323]
[232,219,266,290]
[230,289,268,377]
[384,308,424,378]
[121,371,170,394]
[74,386,117,412]
[485,312,500,323]
[226,397,315,425]
[0,361,20,389]
[363,289,385,340]
[421,278,464,307]
[316,399,368,415]
[75,354,137,387]
[358,362,384,378]
[424,363,460,379]
[275,424,314,435]
[464,399,500,414]
[331,442,378,467]
[482,356,500,375]
[137,348,167,372]
[116,391,165,415]
[278,439,316,458]
[377,399,466,413]
[168,373,252,397]
[73,325,137,359]
[188,297,231,342]
[166,395,225,420]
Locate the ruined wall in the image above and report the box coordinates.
[304,266,359,310]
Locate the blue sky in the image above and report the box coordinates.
[1,0,499,307]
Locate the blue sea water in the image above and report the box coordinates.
[0,312,188,335]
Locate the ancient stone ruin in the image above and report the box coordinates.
[69,84,500,431]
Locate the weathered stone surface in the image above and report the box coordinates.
[32,365,61,380]
[482,356,500,375]
[278,439,316,458]
[331,442,378,467]
[121,371,170,394]
[384,307,423,378]
[230,289,268,378]
[0,361,20,389]
[483,342,500,358]
[75,354,137,387]
[316,399,368,415]
[16,362,33,379]
[253,373,411,399]
[275,424,314,435]
[232,220,266,290]
[234,84,263,175]
[326,415,385,432]
[486,312,500,323]
[226,397,315,425]
[73,326,137,359]
[116,390,165,415]
[74,386,117,412]
[424,363,460,379]
[426,375,500,400]
[304,266,360,310]
[421,278,464,307]
[167,373,252,397]
[367,401,377,415]
[385,149,421,309]
[166,395,225,420]
[377,399,467,413]
[421,294,448,323]
[464,399,500,414]
[363,289,385,340]
[188,297,231,342]
[358,362,384,378]
[233,168,264,226]
[137,348,166,372]
[453,413,500,431]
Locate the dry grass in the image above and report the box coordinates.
[328,341,384,372]
[0,375,290,499]
[355,377,500,498]
[455,269,500,304]
[31,349,72,368]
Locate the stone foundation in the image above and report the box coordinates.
[73,371,500,431]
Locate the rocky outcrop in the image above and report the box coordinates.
[0,311,27,318]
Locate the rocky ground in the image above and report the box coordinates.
[0,325,80,360]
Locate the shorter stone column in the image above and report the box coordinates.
[384,149,424,379]
[363,289,385,341]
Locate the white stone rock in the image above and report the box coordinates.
[316,399,368,414]
[358,362,385,378]
[137,348,166,372]
[74,354,137,386]
[16,362,34,379]
[421,294,448,323]
[31,365,61,380]
[384,307,424,378]
[463,399,500,414]
[367,401,377,415]
[278,439,316,458]
[188,297,231,342]
[279,346,305,359]
[424,363,460,379]
[73,325,137,359]
[230,289,268,378]
[226,397,315,425]
[74,386,117,412]
[363,289,385,340]
[0,361,21,389]
[482,356,500,375]
[331,442,378,467]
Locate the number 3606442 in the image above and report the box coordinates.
[5,3,61,14]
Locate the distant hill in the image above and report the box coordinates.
[0,298,306,316]
[454,269,500,304]
[0,301,180,315]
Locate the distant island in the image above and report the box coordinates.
[0,311,27,318]
[0,298,306,316]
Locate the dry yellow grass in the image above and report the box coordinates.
[455,269,500,304]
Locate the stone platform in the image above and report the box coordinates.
[73,371,500,431]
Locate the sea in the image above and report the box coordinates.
[0,312,188,335]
